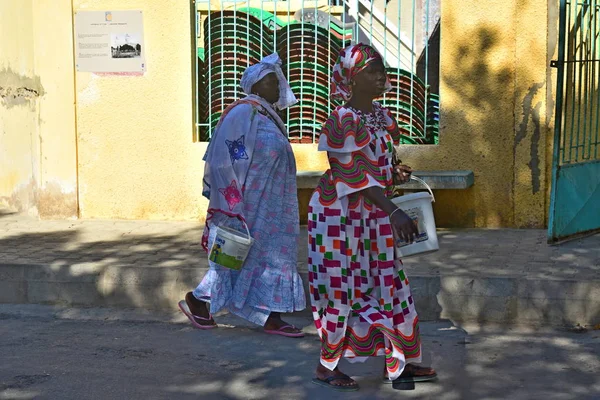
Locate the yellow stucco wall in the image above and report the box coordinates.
[1,1,38,213]
[0,0,78,218]
[73,0,329,223]
[73,0,207,221]
[396,0,553,228]
[2,0,556,227]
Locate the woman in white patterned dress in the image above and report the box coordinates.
[178,54,306,337]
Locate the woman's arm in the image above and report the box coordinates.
[361,186,397,215]
[392,146,412,185]
[360,186,418,243]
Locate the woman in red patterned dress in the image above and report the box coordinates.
[308,44,437,391]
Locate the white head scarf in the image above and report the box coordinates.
[240,53,297,110]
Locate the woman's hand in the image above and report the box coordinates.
[390,208,418,244]
[360,186,417,243]
[393,164,412,185]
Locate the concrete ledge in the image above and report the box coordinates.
[296,171,325,189]
[2,262,599,326]
[399,170,475,190]
[297,170,475,190]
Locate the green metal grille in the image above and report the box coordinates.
[555,0,600,165]
[194,0,440,144]
[548,0,600,242]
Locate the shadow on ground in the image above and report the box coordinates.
[0,222,599,399]
[0,305,599,400]
[0,224,210,310]
[2,223,599,326]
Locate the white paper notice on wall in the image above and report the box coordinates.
[75,10,146,73]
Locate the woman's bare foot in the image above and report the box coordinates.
[314,364,358,389]
[185,292,216,327]
[263,312,303,336]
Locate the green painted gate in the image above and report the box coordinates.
[549,0,600,243]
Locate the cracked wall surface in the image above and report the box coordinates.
[0,74,43,108]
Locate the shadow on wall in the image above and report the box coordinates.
[0,209,17,219]
[435,25,513,227]
[400,9,551,229]
[298,20,549,229]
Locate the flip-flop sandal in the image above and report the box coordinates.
[384,373,438,384]
[264,324,305,338]
[311,376,359,392]
[383,365,437,384]
[178,300,217,330]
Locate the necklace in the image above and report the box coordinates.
[349,104,387,131]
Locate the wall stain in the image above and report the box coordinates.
[0,68,44,109]
[0,179,77,219]
[515,82,545,194]
[38,182,77,219]
[529,102,542,194]
[1,179,38,216]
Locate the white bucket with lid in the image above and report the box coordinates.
[391,176,439,258]
[208,221,254,270]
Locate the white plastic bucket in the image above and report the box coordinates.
[390,176,439,258]
[208,222,254,270]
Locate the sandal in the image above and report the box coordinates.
[178,300,217,330]
[312,373,359,392]
[264,324,305,338]
[383,364,437,384]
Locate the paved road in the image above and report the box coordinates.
[1,305,599,400]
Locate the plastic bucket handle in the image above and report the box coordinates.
[219,217,253,242]
[238,219,252,240]
[409,175,435,203]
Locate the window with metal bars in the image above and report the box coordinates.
[193,0,440,144]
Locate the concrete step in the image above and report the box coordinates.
[2,259,599,327]
[1,213,599,327]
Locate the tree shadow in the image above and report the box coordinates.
[403,229,600,327]
[1,306,599,399]
[0,223,599,399]
[399,4,554,230]
[0,226,209,310]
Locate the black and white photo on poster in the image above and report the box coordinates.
[111,33,142,59]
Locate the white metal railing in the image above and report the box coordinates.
[194,0,440,144]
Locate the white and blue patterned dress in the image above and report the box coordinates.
[194,98,306,326]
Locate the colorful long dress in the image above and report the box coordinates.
[195,98,306,326]
[307,102,421,380]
